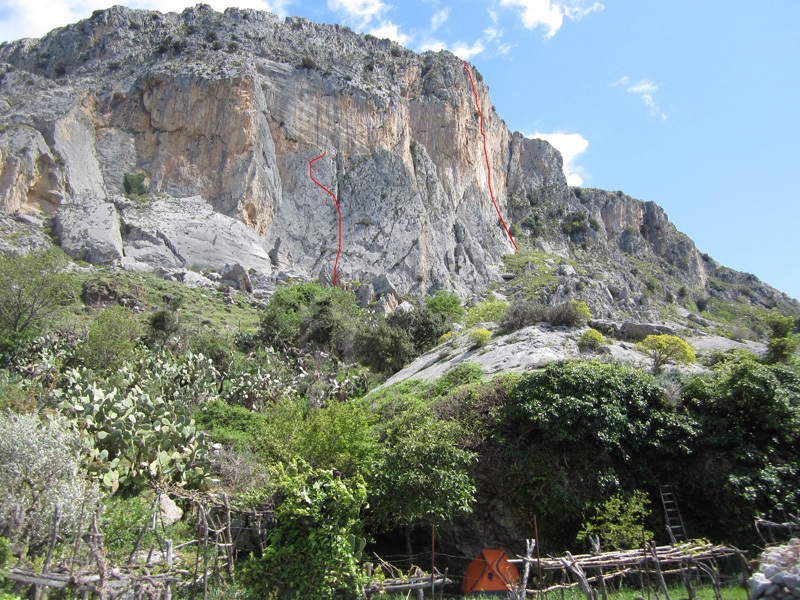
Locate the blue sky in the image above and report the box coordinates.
[1,0,798,301]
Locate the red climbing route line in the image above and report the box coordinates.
[462,61,518,251]
[309,151,343,286]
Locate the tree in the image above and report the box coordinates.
[367,408,476,556]
[636,334,696,372]
[0,250,71,351]
[764,313,799,364]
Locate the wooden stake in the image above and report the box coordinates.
[535,516,543,600]
[649,542,671,600]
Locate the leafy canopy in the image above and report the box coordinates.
[636,334,696,371]
[0,249,71,351]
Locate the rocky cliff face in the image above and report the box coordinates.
[0,5,795,317]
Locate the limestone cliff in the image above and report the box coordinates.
[0,5,796,318]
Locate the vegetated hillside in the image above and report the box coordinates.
[1,7,799,599]
[0,5,797,325]
[1,246,799,599]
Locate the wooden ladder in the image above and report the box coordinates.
[660,485,688,544]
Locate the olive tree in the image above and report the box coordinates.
[0,413,100,558]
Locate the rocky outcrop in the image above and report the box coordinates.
[0,5,797,316]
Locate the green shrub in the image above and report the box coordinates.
[500,361,694,549]
[122,172,148,196]
[103,492,159,560]
[241,461,368,600]
[764,314,799,364]
[569,300,592,323]
[579,328,606,350]
[437,330,458,345]
[561,211,589,236]
[148,308,180,342]
[635,334,696,372]
[431,362,483,396]
[424,290,465,323]
[0,249,71,352]
[498,299,550,332]
[355,321,414,374]
[299,56,319,69]
[469,328,491,348]
[258,282,363,356]
[387,303,449,354]
[578,490,653,550]
[79,306,142,372]
[367,409,475,535]
[465,297,509,327]
[499,299,590,332]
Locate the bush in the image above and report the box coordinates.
[258,282,363,356]
[0,414,100,558]
[499,361,695,549]
[561,212,589,236]
[499,299,590,332]
[549,301,590,327]
[437,330,458,345]
[387,303,449,355]
[469,328,491,348]
[431,362,483,396]
[148,308,180,342]
[569,300,592,323]
[465,297,509,327]
[424,290,465,323]
[579,328,606,350]
[498,299,550,332]
[241,461,368,600]
[635,334,696,372]
[299,56,319,69]
[355,321,415,374]
[367,408,476,535]
[0,249,71,352]
[578,490,653,550]
[79,306,142,372]
[764,314,799,364]
[122,172,147,196]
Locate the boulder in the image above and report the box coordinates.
[372,274,399,298]
[56,194,123,264]
[221,263,253,294]
[620,322,676,341]
[159,494,183,527]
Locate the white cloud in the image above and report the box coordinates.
[451,39,486,60]
[0,0,285,42]
[498,0,603,38]
[419,38,448,52]
[483,26,502,41]
[530,132,589,186]
[417,36,485,59]
[430,7,449,31]
[327,0,388,25]
[369,20,411,45]
[613,76,667,120]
